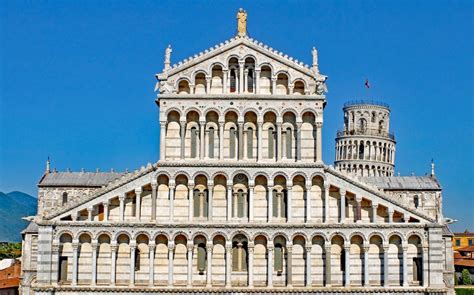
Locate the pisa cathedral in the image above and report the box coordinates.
[21,10,454,295]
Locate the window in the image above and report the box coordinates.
[358,142,364,159]
[358,118,367,132]
[247,68,254,92]
[247,128,253,159]
[371,111,376,123]
[208,127,215,158]
[379,120,384,133]
[62,192,68,205]
[230,69,237,93]
[232,242,248,271]
[197,243,207,273]
[340,249,346,271]
[191,127,198,158]
[134,249,141,271]
[274,243,284,272]
[193,189,208,218]
[469,239,473,246]
[268,128,275,159]
[230,127,236,158]
[413,257,422,282]
[285,127,292,159]
[414,195,420,208]
[455,239,461,246]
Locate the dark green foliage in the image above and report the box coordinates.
[455,288,474,295]
[0,242,22,259]
[0,191,37,242]
[462,269,473,285]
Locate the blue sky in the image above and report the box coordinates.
[1,0,472,231]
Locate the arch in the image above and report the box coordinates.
[211,171,229,180]
[230,170,251,181]
[56,230,75,241]
[349,232,367,243]
[290,232,308,242]
[191,69,209,81]
[242,54,257,64]
[310,171,327,182]
[230,230,251,241]
[171,231,190,241]
[310,232,329,243]
[328,232,348,243]
[387,231,406,243]
[153,170,172,181]
[367,232,385,243]
[211,231,229,241]
[274,70,292,82]
[204,107,222,118]
[300,108,319,119]
[226,54,241,64]
[262,108,280,118]
[172,171,191,182]
[133,231,152,241]
[242,108,261,118]
[174,77,192,89]
[184,107,202,118]
[191,231,210,241]
[94,231,112,241]
[405,231,424,243]
[290,172,308,183]
[271,172,289,182]
[223,107,241,118]
[208,62,226,73]
[271,231,290,241]
[113,231,132,242]
[256,62,275,73]
[76,231,93,241]
[281,108,299,118]
[253,171,271,182]
[151,231,171,242]
[192,171,211,181]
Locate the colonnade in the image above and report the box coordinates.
[335,139,395,165]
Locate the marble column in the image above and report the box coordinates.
[169,185,175,222]
[119,194,125,222]
[422,244,429,287]
[296,122,302,161]
[306,244,312,287]
[267,242,274,287]
[371,203,378,223]
[287,185,293,222]
[355,195,362,222]
[227,182,232,221]
[87,206,93,221]
[72,241,79,286]
[151,182,157,221]
[168,242,175,287]
[248,243,254,287]
[206,242,213,287]
[255,69,260,94]
[51,243,59,284]
[257,121,263,162]
[243,69,248,93]
[135,188,142,221]
[316,122,323,162]
[324,184,330,223]
[344,244,350,286]
[225,242,232,287]
[276,121,282,161]
[388,208,394,223]
[102,201,109,222]
[200,121,205,160]
[286,243,293,287]
[180,120,186,160]
[340,189,346,223]
[238,121,244,160]
[91,242,98,285]
[205,76,211,94]
[242,129,248,160]
[271,77,277,94]
[383,244,389,286]
[160,121,166,160]
[248,184,254,222]
[188,184,195,221]
[187,242,193,287]
[325,245,331,286]
[239,61,244,93]
[402,243,408,287]
[130,243,136,285]
[149,243,155,286]
[223,70,228,94]
[208,183,213,221]
[111,243,117,285]
[268,184,273,222]
[306,183,312,223]
[219,121,225,160]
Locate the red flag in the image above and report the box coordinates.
[365,79,370,88]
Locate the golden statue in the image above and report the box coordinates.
[237,8,247,36]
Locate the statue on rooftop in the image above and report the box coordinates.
[164,44,172,71]
[237,8,247,37]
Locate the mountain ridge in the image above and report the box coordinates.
[0,191,37,242]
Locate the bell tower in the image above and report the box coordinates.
[334,100,396,177]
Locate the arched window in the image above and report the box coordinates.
[247,128,253,159]
[197,243,207,273]
[268,127,275,159]
[286,127,293,159]
[371,111,376,123]
[359,142,364,159]
[358,118,367,132]
[340,248,346,271]
[208,127,215,159]
[247,68,254,93]
[229,127,236,159]
[62,192,68,205]
[134,249,141,271]
[414,195,420,208]
[191,127,198,158]
[232,241,248,271]
[230,69,237,93]
[274,243,284,272]
[379,120,384,133]
[194,189,208,218]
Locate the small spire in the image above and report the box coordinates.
[431,159,435,176]
[96,168,100,173]
[45,157,51,173]
[164,45,172,71]
[312,47,319,73]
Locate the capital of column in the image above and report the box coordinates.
[160,121,167,127]
[180,119,186,126]
[186,242,194,252]
[102,201,109,208]
[324,245,332,252]
[225,242,232,252]
[135,187,142,195]
[355,195,362,203]
[388,208,394,214]
[316,121,323,128]
[119,194,126,202]
[363,244,370,253]
[206,242,213,253]
[91,241,99,251]
[218,121,225,127]
[324,183,331,190]
[305,244,312,253]
[199,120,206,126]
[168,242,175,252]
[111,243,118,252]
[340,189,346,196]
[271,77,277,82]
[238,60,245,66]
[130,240,137,250]
[151,181,158,189]
[382,244,389,252]
[87,206,93,213]
[343,243,351,252]
[286,243,293,252]
[267,241,274,250]
[52,244,60,253]
[372,203,379,209]
[226,180,233,187]
[72,241,79,250]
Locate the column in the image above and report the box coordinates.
[371,203,378,223]
[200,121,205,160]
[168,242,175,286]
[130,243,136,285]
[306,183,312,223]
[111,243,117,285]
[287,184,293,222]
[296,122,302,161]
[223,69,228,94]
[206,242,213,287]
[268,184,273,222]
[422,244,429,287]
[169,184,175,222]
[51,243,59,284]
[271,77,277,94]
[257,121,263,161]
[243,69,248,93]
[242,129,248,160]
[225,242,232,287]
[72,241,79,286]
[248,243,254,287]
[151,182,157,221]
[306,244,312,287]
[286,243,293,287]
[205,76,211,94]
[188,183,195,221]
[239,61,244,93]
[248,184,254,222]
[388,208,394,223]
[324,184,330,223]
[160,121,166,160]
[316,122,323,162]
[325,245,331,286]
[187,242,193,287]
[149,243,155,286]
[340,189,346,223]
[344,244,350,286]
[91,242,98,285]
[103,201,109,222]
[227,182,232,221]
[135,188,142,221]
[180,120,186,159]
[276,121,282,161]
[402,243,408,287]
[281,129,286,160]
[267,242,274,287]
[383,244,389,286]
[355,195,362,223]
[87,206,93,221]
[255,69,260,94]
[363,244,370,286]
[238,121,244,160]
[119,194,125,222]
[208,182,213,221]
[219,121,224,160]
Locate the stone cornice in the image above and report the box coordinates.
[157,93,326,101]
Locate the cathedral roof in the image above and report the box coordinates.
[359,176,441,190]
[38,172,126,187]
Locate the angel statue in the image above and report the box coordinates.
[237,8,247,37]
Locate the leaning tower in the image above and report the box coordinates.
[334,100,396,176]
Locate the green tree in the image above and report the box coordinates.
[461,269,472,285]
[0,242,22,259]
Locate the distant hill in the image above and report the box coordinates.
[0,191,37,242]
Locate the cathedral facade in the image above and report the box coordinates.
[20,11,454,295]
